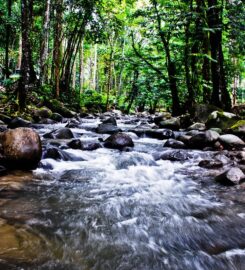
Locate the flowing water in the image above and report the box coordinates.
[0,118,245,270]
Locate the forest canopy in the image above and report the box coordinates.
[0,0,244,115]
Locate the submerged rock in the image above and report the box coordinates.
[0,128,42,170]
[104,132,134,150]
[215,167,245,185]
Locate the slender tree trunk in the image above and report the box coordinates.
[79,40,84,94]
[53,0,63,98]
[17,35,22,70]
[5,0,12,79]
[40,0,51,84]
[126,69,139,113]
[93,44,98,90]
[18,0,36,111]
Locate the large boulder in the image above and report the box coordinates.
[215,167,245,185]
[0,128,42,170]
[187,122,206,131]
[229,120,245,137]
[44,99,76,118]
[104,132,134,150]
[33,107,53,121]
[189,130,220,149]
[206,111,239,131]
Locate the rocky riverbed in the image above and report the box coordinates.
[0,111,245,269]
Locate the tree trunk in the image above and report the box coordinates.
[18,0,36,111]
[5,0,12,79]
[40,0,51,84]
[79,40,84,94]
[207,0,231,110]
[126,69,139,113]
[93,44,98,90]
[53,0,63,98]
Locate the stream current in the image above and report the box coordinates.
[0,117,245,270]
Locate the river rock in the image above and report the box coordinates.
[102,116,117,126]
[0,128,42,170]
[190,104,221,123]
[82,142,102,151]
[43,147,84,161]
[164,139,186,149]
[38,118,56,124]
[67,139,82,149]
[96,123,122,134]
[7,117,31,129]
[198,160,223,169]
[154,150,190,161]
[33,107,52,120]
[51,113,63,122]
[187,122,206,131]
[189,130,219,149]
[146,129,174,140]
[215,167,245,185]
[219,134,245,148]
[44,128,74,139]
[206,111,239,131]
[104,132,134,150]
[158,117,180,130]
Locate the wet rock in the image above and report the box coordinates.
[164,139,186,149]
[215,167,245,185]
[0,114,11,124]
[67,139,101,151]
[176,135,192,145]
[158,117,180,130]
[82,142,102,151]
[102,116,117,126]
[0,126,7,133]
[145,129,174,140]
[44,128,74,139]
[206,111,239,131]
[198,160,223,169]
[65,119,80,128]
[38,118,56,124]
[0,128,42,170]
[189,130,219,149]
[187,122,206,131]
[67,139,82,149]
[96,123,122,134]
[7,117,31,129]
[153,113,172,125]
[154,150,190,162]
[51,112,63,122]
[219,134,245,148]
[179,114,192,129]
[104,132,134,150]
[43,147,84,161]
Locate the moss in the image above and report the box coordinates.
[230,120,245,130]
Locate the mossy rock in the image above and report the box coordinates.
[44,99,76,118]
[206,111,240,131]
[190,104,222,123]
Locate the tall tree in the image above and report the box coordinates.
[18,0,36,111]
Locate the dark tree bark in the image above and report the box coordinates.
[18,0,36,111]
[5,0,12,79]
[126,69,139,113]
[207,0,231,110]
[53,0,63,98]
